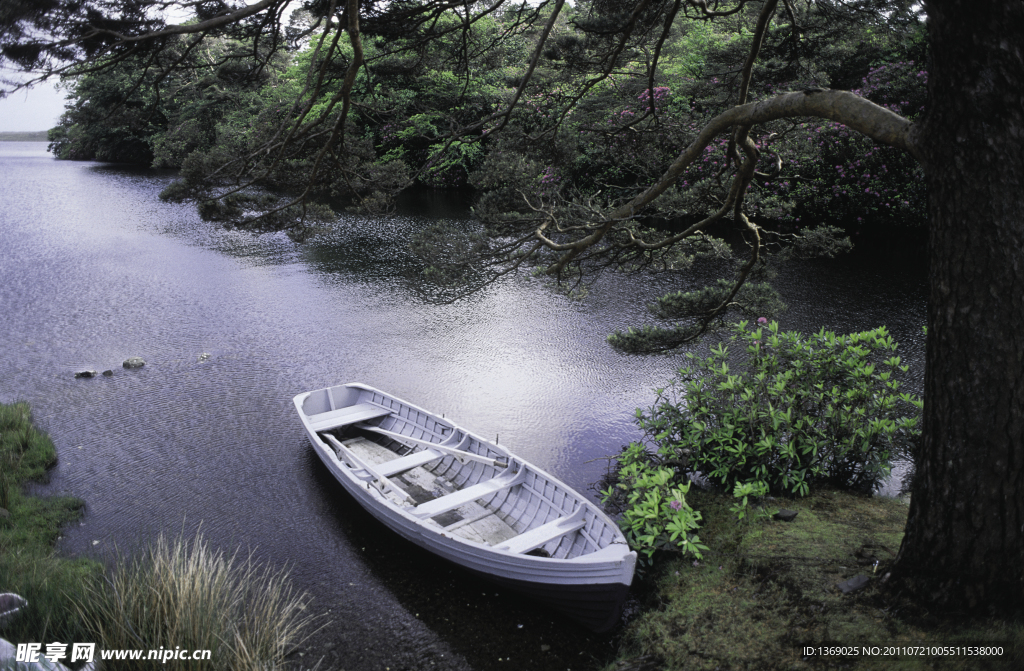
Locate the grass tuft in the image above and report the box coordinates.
[78,532,321,670]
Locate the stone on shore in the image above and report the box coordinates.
[774,509,798,522]
[837,574,870,594]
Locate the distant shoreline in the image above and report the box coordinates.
[0,131,48,141]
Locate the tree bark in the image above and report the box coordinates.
[892,0,1024,612]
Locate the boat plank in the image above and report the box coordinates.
[451,512,519,546]
[376,449,445,477]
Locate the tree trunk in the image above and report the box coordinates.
[892,0,1024,611]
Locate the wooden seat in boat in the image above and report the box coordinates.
[494,507,588,554]
[308,403,391,432]
[374,449,445,477]
[412,467,527,519]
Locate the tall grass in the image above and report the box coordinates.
[79,532,321,670]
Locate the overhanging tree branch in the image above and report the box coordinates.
[535,89,918,278]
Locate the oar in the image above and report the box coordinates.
[322,433,416,505]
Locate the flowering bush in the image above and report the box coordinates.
[752,62,928,228]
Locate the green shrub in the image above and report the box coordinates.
[603,321,921,559]
[600,444,709,563]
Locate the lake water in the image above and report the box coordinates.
[0,142,927,670]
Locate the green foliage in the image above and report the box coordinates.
[46,58,163,163]
[1,402,57,493]
[606,281,787,354]
[642,321,921,499]
[600,442,709,563]
[47,2,927,238]
[0,402,102,646]
[652,280,782,321]
[729,480,770,521]
[604,321,921,559]
[409,219,490,284]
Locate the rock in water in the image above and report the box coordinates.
[123,357,145,369]
[74,370,98,378]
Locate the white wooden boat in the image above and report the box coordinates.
[294,383,636,631]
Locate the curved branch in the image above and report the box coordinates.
[736,0,778,107]
[611,89,920,222]
[536,89,917,276]
[81,0,282,44]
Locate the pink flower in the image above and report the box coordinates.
[757,317,768,325]
[670,500,683,511]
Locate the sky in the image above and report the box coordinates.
[0,79,66,132]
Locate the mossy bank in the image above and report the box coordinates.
[0,401,101,646]
[610,488,1023,670]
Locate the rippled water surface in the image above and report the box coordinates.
[0,143,927,670]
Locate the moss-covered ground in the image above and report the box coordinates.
[612,488,1023,671]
